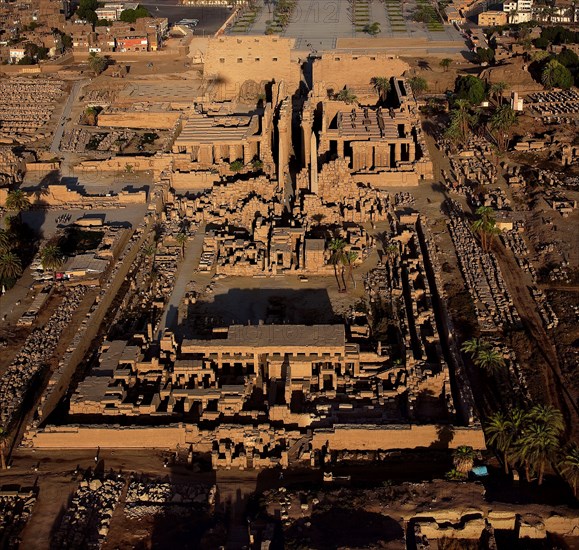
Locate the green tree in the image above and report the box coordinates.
[461,337,491,357]
[384,243,399,261]
[40,244,65,279]
[528,404,565,434]
[336,88,358,104]
[370,76,390,102]
[471,205,500,252]
[476,47,495,64]
[455,75,486,105]
[0,229,10,253]
[490,81,508,106]
[556,48,579,68]
[440,58,452,72]
[88,52,107,75]
[364,22,381,36]
[485,411,515,473]
[559,443,579,496]
[17,56,35,66]
[515,422,561,485]
[542,59,573,89]
[329,237,346,291]
[453,445,476,475]
[119,6,151,22]
[0,251,22,283]
[474,348,506,373]
[489,105,517,152]
[229,159,244,172]
[175,232,188,256]
[84,106,99,126]
[342,250,358,290]
[408,76,428,96]
[5,190,30,223]
[445,99,477,144]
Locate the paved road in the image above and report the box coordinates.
[50,80,85,155]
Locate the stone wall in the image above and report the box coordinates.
[312,53,410,97]
[312,424,486,450]
[30,424,188,448]
[27,422,486,451]
[76,154,172,178]
[203,36,300,100]
[97,111,181,130]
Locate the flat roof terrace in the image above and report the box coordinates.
[174,112,258,145]
[335,108,410,140]
[182,324,346,351]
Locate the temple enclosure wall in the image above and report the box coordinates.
[312,425,486,450]
[203,36,300,100]
[75,154,173,178]
[27,423,485,450]
[31,424,188,449]
[97,112,181,130]
[312,53,410,94]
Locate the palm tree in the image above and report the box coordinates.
[471,206,500,252]
[474,348,506,374]
[336,88,357,105]
[384,243,399,261]
[489,105,517,152]
[0,251,22,282]
[515,422,560,485]
[440,58,452,72]
[461,337,490,358]
[453,445,475,475]
[0,427,7,470]
[528,404,565,435]
[490,82,508,106]
[329,238,346,291]
[5,190,30,224]
[88,52,107,75]
[0,229,10,253]
[40,244,64,279]
[485,411,514,473]
[407,76,428,96]
[455,99,473,141]
[175,233,188,256]
[559,444,579,496]
[370,76,390,103]
[342,250,358,290]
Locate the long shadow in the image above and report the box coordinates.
[285,508,404,549]
[185,288,340,337]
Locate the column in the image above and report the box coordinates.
[394,142,401,164]
[408,142,416,162]
[310,131,318,194]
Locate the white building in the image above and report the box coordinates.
[503,0,534,23]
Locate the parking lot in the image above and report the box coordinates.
[140,0,231,31]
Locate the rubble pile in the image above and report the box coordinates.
[502,230,537,282]
[0,286,87,428]
[0,487,37,548]
[123,481,209,518]
[61,129,135,153]
[445,200,520,331]
[530,286,559,329]
[51,478,123,549]
[0,78,64,142]
[528,89,579,117]
[437,136,498,191]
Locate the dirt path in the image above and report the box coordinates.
[493,241,579,438]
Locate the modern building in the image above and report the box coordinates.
[478,10,508,26]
